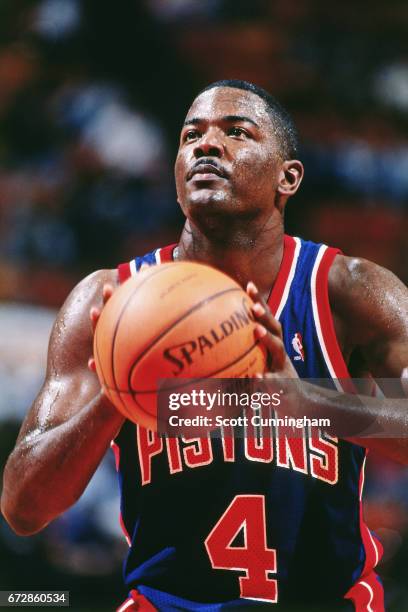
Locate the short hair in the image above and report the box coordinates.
[198,79,299,159]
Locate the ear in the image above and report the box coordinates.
[277,160,304,199]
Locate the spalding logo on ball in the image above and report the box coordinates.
[94,262,266,430]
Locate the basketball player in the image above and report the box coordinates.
[2,80,408,610]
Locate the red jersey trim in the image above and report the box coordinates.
[118,244,176,283]
[116,596,134,612]
[159,243,177,262]
[358,455,383,576]
[118,262,132,283]
[344,569,384,612]
[311,245,350,381]
[117,590,157,612]
[268,235,300,318]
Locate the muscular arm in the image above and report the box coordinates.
[1,269,125,535]
[329,255,408,460]
[250,264,408,463]
[330,255,408,377]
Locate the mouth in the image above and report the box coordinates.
[188,162,228,182]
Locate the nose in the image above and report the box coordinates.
[193,130,223,159]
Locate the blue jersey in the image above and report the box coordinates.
[114,236,384,612]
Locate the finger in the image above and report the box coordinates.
[255,323,286,371]
[90,306,101,332]
[252,302,283,338]
[102,283,114,304]
[247,282,283,340]
[88,357,96,372]
[246,281,259,302]
[254,371,276,380]
[247,281,269,310]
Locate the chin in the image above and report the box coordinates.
[188,188,229,208]
[185,194,242,240]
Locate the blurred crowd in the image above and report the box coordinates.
[1,0,408,609]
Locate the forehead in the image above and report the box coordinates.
[185,87,272,127]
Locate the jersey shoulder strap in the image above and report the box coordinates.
[118,244,176,283]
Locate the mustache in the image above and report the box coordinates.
[187,158,229,180]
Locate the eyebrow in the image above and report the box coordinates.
[183,114,260,128]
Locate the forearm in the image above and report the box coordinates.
[1,393,124,535]
[300,382,408,464]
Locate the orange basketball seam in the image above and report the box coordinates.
[106,339,263,428]
[106,339,262,394]
[94,325,107,390]
[109,265,177,411]
[126,287,243,392]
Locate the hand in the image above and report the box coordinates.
[88,283,115,373]
[246,281,298,379]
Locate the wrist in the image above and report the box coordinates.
[95,390,126,426]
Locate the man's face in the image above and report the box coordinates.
[175,87,283,222]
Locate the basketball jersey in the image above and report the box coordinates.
[114,235,384,611]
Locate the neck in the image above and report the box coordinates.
[176,216,285,301]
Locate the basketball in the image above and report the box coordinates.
[93,262,266,430]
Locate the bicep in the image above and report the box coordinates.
[359,265,408,377]
[331,256,408,377]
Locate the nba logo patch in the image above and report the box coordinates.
[292,332,305,361]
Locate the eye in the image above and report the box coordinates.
[227,126,248,138]
[184,129,200,142]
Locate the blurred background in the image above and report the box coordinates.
[0,0,408,610]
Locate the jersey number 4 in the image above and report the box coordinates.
[204,495,278,603]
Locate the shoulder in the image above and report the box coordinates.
[328,254,407,333]
[328,255,380,309]
[328,254,408,375]
[57,269,118,332]
[70,268,118,299]
[48,269,118,371]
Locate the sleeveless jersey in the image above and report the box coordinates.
[114,236,384,612]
